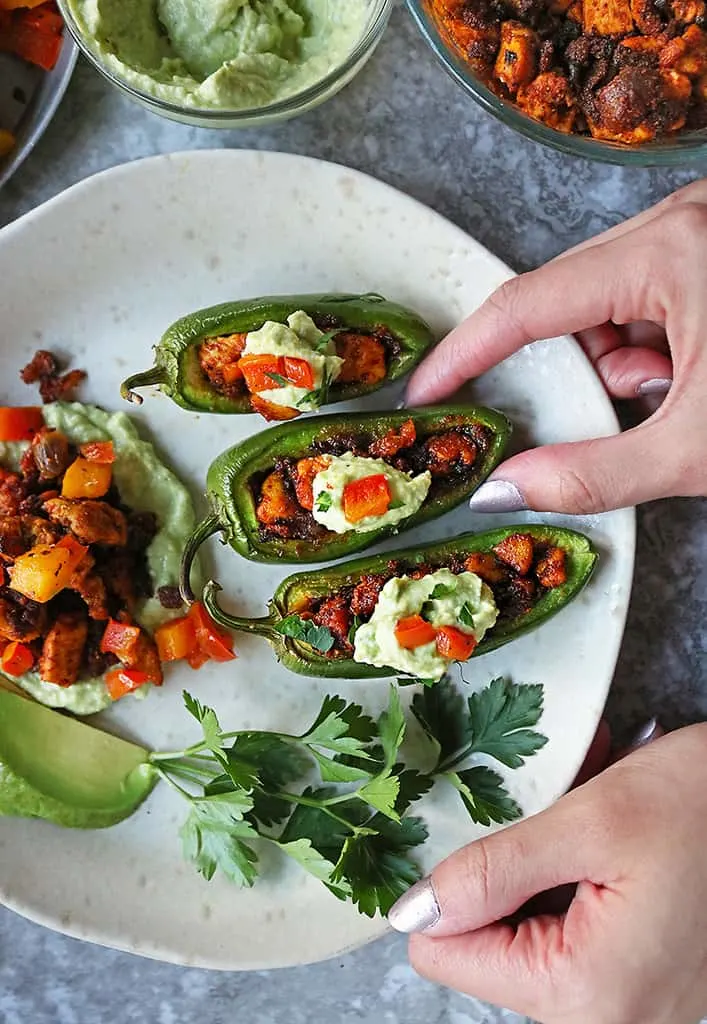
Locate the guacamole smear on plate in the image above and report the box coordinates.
[66,0,369,110]
[0,403,196,716]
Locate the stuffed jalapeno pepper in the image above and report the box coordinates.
[194,525,597,680]
[121,293,434,422]
[179,406,512,572]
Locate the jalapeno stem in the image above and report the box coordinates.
[179,514,222,605]
[120,367,169,405]
[202,579,279,640]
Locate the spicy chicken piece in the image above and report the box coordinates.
[0,517,26,559]
[257,471,300,525]
[22,515,63,549]
[493,533,534,576]
[199,333,247,390]
[20,349,57,384]
[464,552,506,584]
[69,552,111,620]
[39,611,88,687]
[583,0,634,34]
[30,428,71,480]
[439,3,501,71]
[335,333,387,387]
[517,72,578,132]
[100,550,137,613]
[350,574,388,618]
[495,21,538,94]
[369,419,416,459]
[505,576,537,616]
[0,470,25,517]
[660,25,707,77]
[293,456,331,511]
[249,395,300,421]
[125,629,164,686]
[589,67,690,142]
[536,546,568,588]
[43,498,128,547]
[630,0,663,34]
[0,592,46,642]
[672,0,705,21]
[424,430,477,476]
[312,595,352,648]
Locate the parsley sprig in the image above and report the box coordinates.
[151,687,430,916]
[411,676,548,826]
[150,675,547,915]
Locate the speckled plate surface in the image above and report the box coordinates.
[0,150,635,970]
[0,33,77,190]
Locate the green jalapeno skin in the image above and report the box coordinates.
[198,524,598,680]
[179,406,512,575]
[120,293,434,413]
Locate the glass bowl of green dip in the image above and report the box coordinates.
[58,1,392,128]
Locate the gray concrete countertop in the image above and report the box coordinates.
[1,6,705,1023]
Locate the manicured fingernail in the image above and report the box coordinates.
[627,717,665,750]
[396,399,407,410]
[388,877,440,934]
[468,480,528,514]
[636,378,672,397]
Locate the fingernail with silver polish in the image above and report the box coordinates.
[468,480,528,514]
[396,399,407,410]
[388,877,441,934]
[628,717,665,750]
[636,378,672,397]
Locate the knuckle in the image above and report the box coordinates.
[486,276,530,336]
[657,202,707,253]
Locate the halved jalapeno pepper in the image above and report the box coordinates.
[186,525,598,679]
[178,405,512,572]
[120,293,434,417]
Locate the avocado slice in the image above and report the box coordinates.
[0,689,156,829]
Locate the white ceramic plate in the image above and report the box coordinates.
[0,150,635,970]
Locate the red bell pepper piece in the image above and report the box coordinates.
[79,440,115,464]
[1,641,34,676]
[188,602,236,662]
[342,474,392,524]
[394,614,437,650]
[239,355,285,394]
[435,626,477,661]
[100,619,141,663]
[282,357,314,390]
[105,668,152,702]
[0,407,44,442]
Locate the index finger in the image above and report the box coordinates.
[406,217,667,406]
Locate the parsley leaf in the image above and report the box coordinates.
[297,370,332,410]
[266,372,290,388]
[315,329,341,352]
[179,792,259,886]
[183,692,222,754]
[274,614,335,653]
[347,614,362,645]
[388,498,406,511]
[459,603,476,629]
[300,694,377,756]
[465,677,548,769]
[429,583,455,600]
[315,491,333,513]
[444,766,522,827]
[277,838,350,899]
[412,675,547,827]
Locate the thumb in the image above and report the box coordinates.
[467,420,678,515]
[388,788,601,940]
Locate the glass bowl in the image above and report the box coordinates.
[57,1,392,128]
[406,0,707,166]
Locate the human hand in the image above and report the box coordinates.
[406,181,707,514]
[388,723,707,1024]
